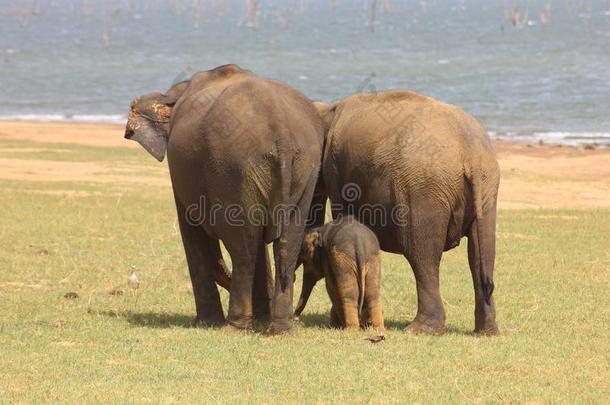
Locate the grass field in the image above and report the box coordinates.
[0,128,609,403]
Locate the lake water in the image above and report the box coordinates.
[1,0,609,145]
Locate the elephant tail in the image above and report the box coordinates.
[355,242,367,318]
[468,166,495,305]
[275,154,294,291]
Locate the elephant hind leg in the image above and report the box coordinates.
[404,214,448,335]
[329,305,342,328]
[468,212,499,336]
[174,197,225,327]
[224,228,264,331]
[252,241,273,323]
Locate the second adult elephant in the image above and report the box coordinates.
[315,91,500,335]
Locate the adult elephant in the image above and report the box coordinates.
[314,91,500,335]
[125,65,324,334]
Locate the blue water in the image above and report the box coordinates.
[1,0,610,145]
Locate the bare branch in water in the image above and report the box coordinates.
[192,0,202,27]
[244,0,260,32]
[381,0,391,14]
[215,0,230,17]
[540,3,551,25]
[82,0,94,17]
[369,0,377,33]
[31,0,40,15]
[167,0,184,16]
[12,1,34,29]
[510,6,528,29]
[101,22,109,49]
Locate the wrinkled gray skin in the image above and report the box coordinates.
[295,215,384,331]
[125,65,324,334]
[315,91,500,335]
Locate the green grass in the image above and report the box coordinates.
[1,156,609,402]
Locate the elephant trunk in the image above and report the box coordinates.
[294,269,317,319]
[214,258,232,292]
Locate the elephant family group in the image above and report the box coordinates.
[125,64,500,336]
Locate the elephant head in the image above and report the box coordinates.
[124,80,190,162]
[294,227,325,318]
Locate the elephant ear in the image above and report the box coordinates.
[302,229,322,263]
[312,230,323,249]
[125,93,176,162]
[144,94,175,122]
[128,125,167,162]
[164,80,190,106]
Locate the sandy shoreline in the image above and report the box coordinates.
[1,121,609,209]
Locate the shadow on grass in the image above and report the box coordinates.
[298,313,474,335]
[298,312,405,331]
[96,310,193,328]
[297,313,406,330]
[96,309,475,335]
[297,313,330,328]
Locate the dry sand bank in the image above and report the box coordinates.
[0,121,608,209]
[0,121,137,148]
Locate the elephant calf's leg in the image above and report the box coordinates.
[364,264,384,331]
[365,299,384,331]
[341,299,360,330]
[335,270,360,330]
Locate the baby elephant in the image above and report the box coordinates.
[295,215,384,330]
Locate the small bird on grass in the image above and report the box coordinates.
[128,268,140,290]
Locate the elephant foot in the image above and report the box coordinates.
[223,322,254,333]
[190,316,225,328]
[405,319,445,336]
[266,320,294,336]
[226,317,254,332]
[474,314,499,336]
[474,324,500,336]
[362,323,385,333]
